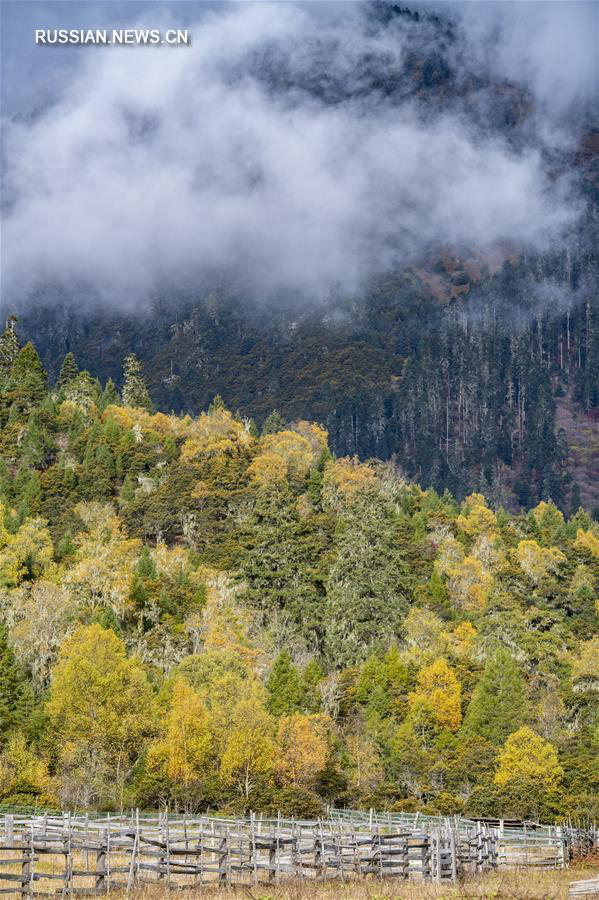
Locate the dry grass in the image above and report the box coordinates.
[1,846,597,899]
[121,867,599,900]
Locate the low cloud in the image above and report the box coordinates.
[1,2,587,309]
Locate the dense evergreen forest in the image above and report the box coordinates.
[0,326,597,821]
[24,241,599,514]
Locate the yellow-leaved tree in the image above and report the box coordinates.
[64,503,140,619]
[46,624,156,808]
[0,506,53,588]
[494,726,564,793]
[248,430,315,487]
[516,540,565,584]
[220,699,279,801]
[446,556,492,611]
[571,637,599,693]
[0,733,56,807]
[276,713,330,789]
[145,676,214,806]
[408,657,462,734]
[574,528,599,559]
[456,493,497,538]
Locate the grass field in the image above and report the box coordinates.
[118,866,599,900]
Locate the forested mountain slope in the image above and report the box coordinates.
[10,2,599,512]
[0,333,597,820]
[23,238,599,512]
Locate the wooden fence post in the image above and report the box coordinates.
[95,830,107,893]
[218,831,228,885]
[21,829,33,900]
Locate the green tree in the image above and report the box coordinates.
[0,316,21,383]
[262,410,287,435]
[0,625,31,742]
[100,378,120,410]
[266,650,303,716]
[57,352,79,389]
[462,648,527,745]
[122,354,152,411]
[324,490,412,666]
[2,343,48,420]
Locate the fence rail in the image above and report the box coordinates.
[0,807,580,895]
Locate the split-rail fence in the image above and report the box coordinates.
[0,807,578,895]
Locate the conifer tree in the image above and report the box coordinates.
[0,624,30,741]
[302,659,324,713]
[262,410,286,435]
[266,650,303,716]
[100,378,120,410]
[208,394,225,413]
[324,491,412,666]
[118,474,136,506]
[122,354,152,411]
[57,352,79,389]
[10,343,47,387]
[463,648,527,745]
[0,316,21,382]
[3,343,47,418]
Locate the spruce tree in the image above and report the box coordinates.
[463,648,527,745]
[57,352,79,389]
[262,410,287,435]
[100,378,120,410]
[266,650,303,716]
[0,624,30,740]
[122,354,152,411]
[0,316,21,383]
[208,394,225,413]
[324,490,412,667]
[3,343,48,418]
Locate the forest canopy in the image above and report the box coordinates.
[0,325,597,821]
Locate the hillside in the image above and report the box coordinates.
[0,333,597,820]
[22,239,599,513]
[8,1,599,514]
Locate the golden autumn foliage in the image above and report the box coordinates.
[516,540,566,583]
[408,657,462,733]
[220,699,279,799]
[456,494,497,537]
[248,430,314,486]
[571,637,599,692]
[276,713,330,788]
[322,456,379,504]
[47,625,155,761]
[64,503,141,618]
[575,528,599,559]
[446,555,492,610]
[147,677,213,788]
[181,408,252,461]
[2,346,599,822]
[494,726,564,791]
[0,506,53,587]
[103,405,188,441]
[0,733,56,805]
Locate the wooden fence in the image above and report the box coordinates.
[0,808,572,895]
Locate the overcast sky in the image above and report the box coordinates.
[1,1,597,309]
